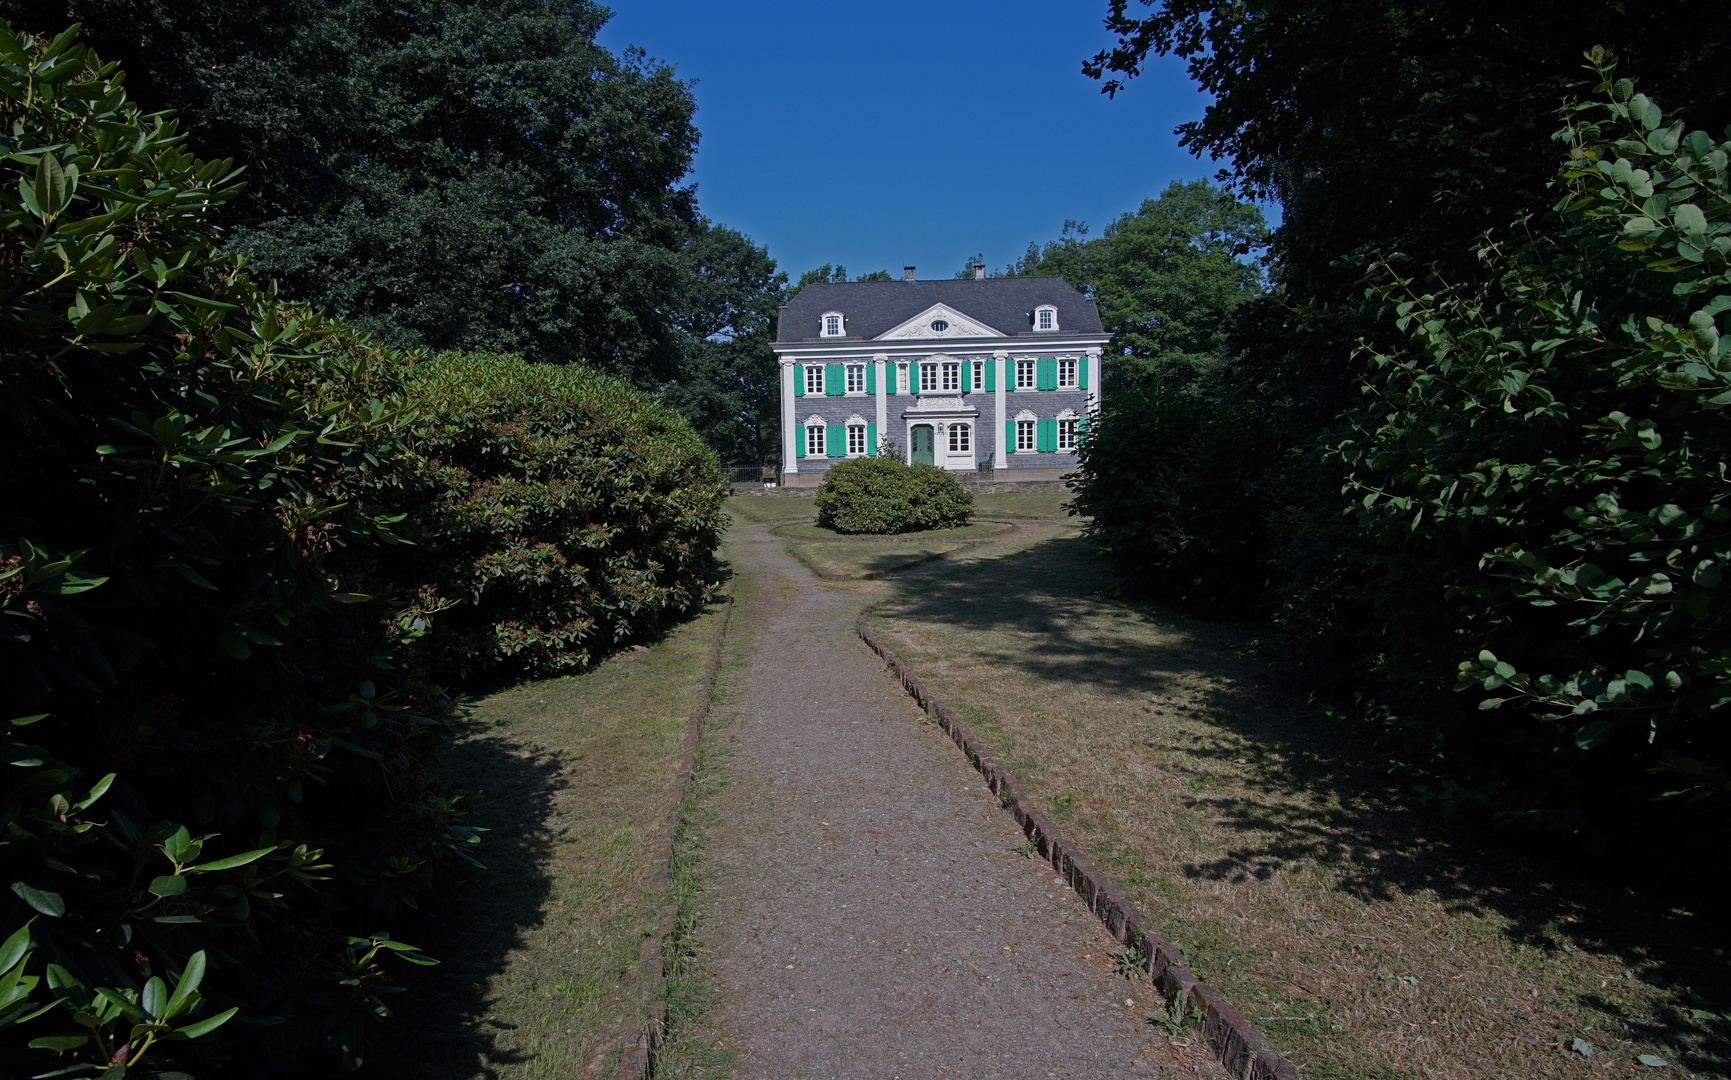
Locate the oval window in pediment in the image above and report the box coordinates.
[930,319,949,333]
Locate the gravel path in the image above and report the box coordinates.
[685,517,1227,1079]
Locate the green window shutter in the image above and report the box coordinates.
[866,362,876,394]
[1005,420,1016,454]
[985,358,997,392]
[866,422,878,455]
[827,423,844,456]
[1078,356,1089,390]
[794,366,805,397]
[909,361,920,395]
[796,427,807,458]
[1037,418,1055,451]
[1038,357,1054,390]
[960,361,971,395]
[825,364,842,396]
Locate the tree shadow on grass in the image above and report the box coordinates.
[354,707,565,1080]
[885,533,1731,1074]
[355,577,735,1078]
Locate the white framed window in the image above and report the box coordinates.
[804,365,824,395]
[821,311,845,337]
[1058,358,1078,387]
[1015,419,1036,451]
[1015,359,1036,388]
[1034,305,1058,331]
[846,363,865,393]
[1058,418,1078,449]
[897,362,909,393]
[920,363,939,391]
[847,423,867,455]
[971,361,985,390]
[941,362,960,390]
[948,423,971,453]
[805,424,825,457]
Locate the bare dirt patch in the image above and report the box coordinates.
[357,593,730,1080]
[867,528,1730,1080]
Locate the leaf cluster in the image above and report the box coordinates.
[0,24,475,1074]
[1325,58,1730,833]
[394,352,729,679]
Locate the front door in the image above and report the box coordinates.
[910,424,935,465]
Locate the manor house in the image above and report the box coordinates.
[772,268,1109,486]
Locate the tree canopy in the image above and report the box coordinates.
[1085,0,1731,410]
[1008,179,1267,391]
[661,220,787,466]
[3,0,704,379]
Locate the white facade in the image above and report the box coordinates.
[771,293,1109,486]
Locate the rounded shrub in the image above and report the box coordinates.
[396,352,729,678]
[813,456,974,534]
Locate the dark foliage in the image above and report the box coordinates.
[1067,382,1286,613]
[0,0,704,381]
[814,458,974,536]
[397,353,728,680]
[1078,1,1731,845]
[1319,66,1731,836]
[661,222,787,468]
[1087,0,1731,413]
[1,27,473,1074]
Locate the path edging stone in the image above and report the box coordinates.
[612,585,736,1080]
[856,611,1301,1080]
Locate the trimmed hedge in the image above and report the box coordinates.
[814,457,974,534]
[397,352,728,678]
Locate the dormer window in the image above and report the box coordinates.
[1034,305,1058,332]
[821,311,845,337]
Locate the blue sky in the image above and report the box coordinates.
[595,0,1218,283]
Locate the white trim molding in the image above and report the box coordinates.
[780,359,798,475]
[873,353,888,441]
[875,302,1004,341]
[993,350,1008,469]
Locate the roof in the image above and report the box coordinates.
[774,277,1103,343]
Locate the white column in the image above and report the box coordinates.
[873,352,888,451]
[993,350,1008,469]
[1087,348,1103,413]
[780,359,798,476]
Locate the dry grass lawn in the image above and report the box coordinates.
[731,487,1067,580]
[356,590,730,1080]
[867,519,1730,1080]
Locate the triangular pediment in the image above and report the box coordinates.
[874,303,1003,341]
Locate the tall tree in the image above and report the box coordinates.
[3,0,702,380]
[1084,0,1731,412]
[662,221,786,467]
[1010,180,1267,391]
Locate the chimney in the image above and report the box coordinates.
[973,263,986,280]
[903,265,916,281]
